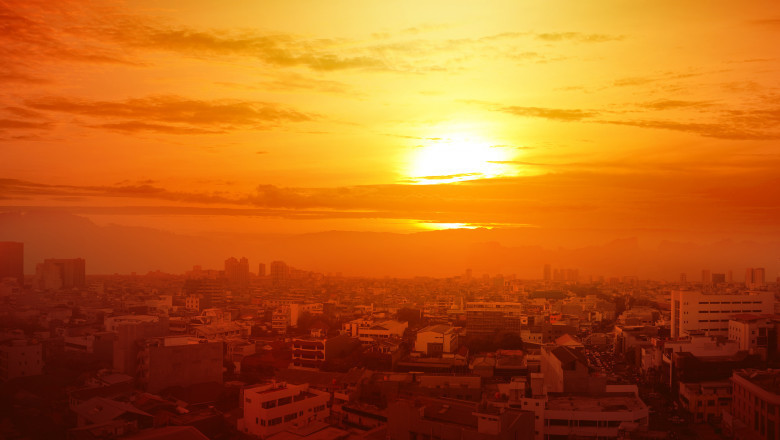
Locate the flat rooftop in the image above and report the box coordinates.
[546,393,646,412]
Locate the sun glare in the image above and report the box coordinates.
[407,135,515,184]
[419,222,481,230]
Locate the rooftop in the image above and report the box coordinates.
[546,393,647,412]
[735,369,780,395]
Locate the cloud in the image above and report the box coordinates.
[535,32,624,43]
[640,99,712,110]
[21,95,313,134]
[602,119,778,140]
[497,105,597,121]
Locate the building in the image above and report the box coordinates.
[678,381,731,423]
[225,256,250,288]
[465,302,524,336]
[357,320,408,339]
[112,315,169,375]
[34,257,86,290]
[238,381,330,438]
[270,261,289,286]
[137,336,223,393]
[0,339,43,382]
[729,315,780,358]
[414,325,459,355]
[745,268,766,289]
[534,392,649,440]
[291,335,356,370]
[0,241,23,286]
[387,398,534,440]
[729,369,780,440]
[670,290,776,338]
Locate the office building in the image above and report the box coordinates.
[670,290,776,338]
[466,302,524,336]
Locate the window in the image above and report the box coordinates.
[278,396,292,406]
[284,413,298,422]
[269,417,283,426]
[262,400,277,409]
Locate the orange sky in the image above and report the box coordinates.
[2,0,780,243]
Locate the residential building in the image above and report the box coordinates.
[0,339,43,382]
[414,325,459,355]
[387,397,534,440]
[136,336,223,393]
[729,369,780,440]
[239,381,330,438]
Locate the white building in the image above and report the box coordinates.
[414,325,459,355]
[728,315,779,355]
[671,290,775,338]
[357,320,408,339]
[239,382,330,438]
[514,388,648,440]
[0,340,43,382]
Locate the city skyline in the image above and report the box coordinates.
[2,1,780,269]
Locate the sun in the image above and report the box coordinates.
[407,135,515,184]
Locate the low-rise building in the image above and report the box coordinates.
[0,339,43,381]
[239,381,330,438]
[414,325,459,355]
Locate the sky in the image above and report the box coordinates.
[1,0,780,276]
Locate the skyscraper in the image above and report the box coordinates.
[270,261,289,286]
[34,258,85,290]
[0,242,24,286]
[543,264,551,282]
[745,267,766,289]
[225,256,249,288]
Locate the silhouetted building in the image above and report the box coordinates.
[0,241,23,286]
[387,398,534,440]
[466,302,523,336]
[712,273,726,284]
[543,264,551,282]
[225,256,249,288]
[270,261,289,286]
[0,339,43,382]
[34,257,85,290]
[137,336,222,393]
[745,267,766,289]
[258,263,266,277]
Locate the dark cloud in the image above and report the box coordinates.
[497,105,597,121]
[601,119,778,140]
[21,95,313,134]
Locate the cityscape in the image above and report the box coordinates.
[1,242,779,440]
[2,1,780,440]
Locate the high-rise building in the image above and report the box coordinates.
[225,256,249,288]
[0,242,24,286]
[270,261,289,286]
[465,302,524,336]
[745,267,766,289]
[670,290,776,338]
[258,263,266,277]
[34,258,85,290]
[680,273,687,284]
[702,269,711,285]
[543,264,551,282]
[712,273,726,284]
